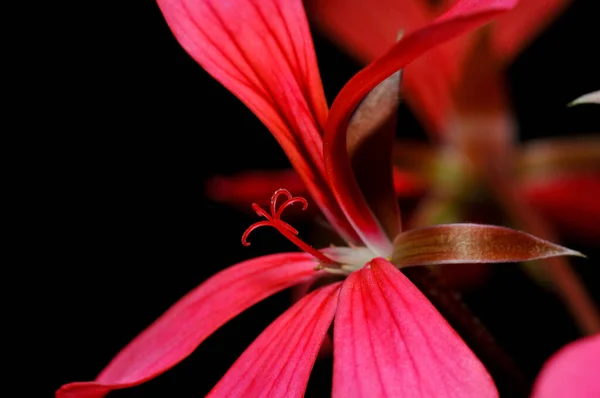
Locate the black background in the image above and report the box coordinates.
[42,0,599,396]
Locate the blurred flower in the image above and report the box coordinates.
[531,334,600,398]
[56,0,587,397]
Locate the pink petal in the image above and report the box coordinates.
[491,0,572,63]
[522,174,600,243]
[532,334,600,398]
[209,283,341,397]
[333,258,497,397]
[56,253,318,398]
[156,0,359,244]
[324,0,517,256]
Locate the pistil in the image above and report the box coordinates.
[242,189,337,265]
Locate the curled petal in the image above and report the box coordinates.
[347,69,403,239]
[391,223,583,267]
[324,0,518,256]
[56,253,318,398]
[532,334,600,398]
[157,0,359,243]
[209,283,341,397]
[333,258,497,397]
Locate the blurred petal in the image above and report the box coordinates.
[532,334,600,398]
[392,140,437,175]
[209,283,341,397]
[157,0,359,243]
[333,258,497,397]
[206,167,424,215]
[206,170,311,210]
[570,90,600,106]
[56,253,318,398]
[392,168,428,197]
[522,174,600,242]
[324,0,518,256]
[450,30,514,164]
[519,136,600,179]
[492,0,572,63]
[348,70,403,239]
[305,0,433,63]
[391,223,582,267]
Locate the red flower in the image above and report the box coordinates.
[207,0,600,331]
[532,334,600,398]
[57,0,583,397]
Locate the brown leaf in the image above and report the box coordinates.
[391,223,583,267]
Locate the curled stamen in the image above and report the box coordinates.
[241,189,337,265]
[270,188,293,216]
[275,196,308,219]
[241,221,273,247]
[252,203,271,219]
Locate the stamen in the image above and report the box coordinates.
[241,189,336,265]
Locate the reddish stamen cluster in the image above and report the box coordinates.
[242,189,335,264]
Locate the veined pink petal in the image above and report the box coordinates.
[333,258,497,397]
[324,0,517,256]
[532,334,600,398]
[157,0,359,243]
[209,283,341,397]
[492,0,572,63]
[56,253,318,398]
[522,174,600,242]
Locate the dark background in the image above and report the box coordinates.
[42,0,599,396]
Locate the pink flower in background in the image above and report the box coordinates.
[531,334,600,398]
[56,0,585,397]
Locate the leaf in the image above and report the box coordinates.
[391,223,583,267]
